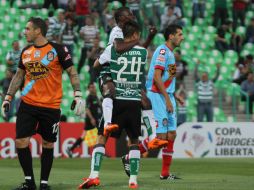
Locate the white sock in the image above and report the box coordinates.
[142,110,156,141]
[89,146,105,179]
[102,98,113,127]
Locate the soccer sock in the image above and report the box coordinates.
[70,137,83,151]
[142,110,156,141]
[161,140,174,177]
[17,147,35,185]
[102,98,113,127]
[40,148,54,184]
[139,137,149,154]
[129,145,140,185]
[89,144,105,179]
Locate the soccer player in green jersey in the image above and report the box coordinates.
[78,20,146,189]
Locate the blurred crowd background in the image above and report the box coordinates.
[0,0,254,123]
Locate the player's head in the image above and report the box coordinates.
[201,72,209,82]
[12,40,19,50]
[88,82,97,95]
[114,7,134,26]
[163,24,184,48]
[122,20,140,41]
[25,17,47,42]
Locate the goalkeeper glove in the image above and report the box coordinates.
[1,94,12,118]
[71,91,85,116]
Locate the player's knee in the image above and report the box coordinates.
[129,138,139,145]
[94,143,105,149]
[96,135,107,145]
[15,138,30,148]
[168,131,177,140]
[141,91,152,110]
[42,140,54,148]
[102,82,115,99]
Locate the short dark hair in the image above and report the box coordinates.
[114,7,131,24]
[28,17,48,37]
[87,82,95,89]
[122,20,140,38]
[163,24,182,41]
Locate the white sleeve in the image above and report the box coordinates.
[98,45,112,65]
[108,28,123,45]
[6,52,11,60]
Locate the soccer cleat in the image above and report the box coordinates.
[160,174,181,180]
[39,184,51,190]
[78,177,100,189]
[129,183,138,189]
[13,182,36,190]
[121,155,130,177]
[103,123,119,136]
[66,147,73,158]
[148,138,168,150]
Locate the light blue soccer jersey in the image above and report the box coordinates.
[146,44,176,94]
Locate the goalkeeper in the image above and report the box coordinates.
[1,17,84,190]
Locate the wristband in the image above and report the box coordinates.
[5,94,13,101]
[74,91,82,97]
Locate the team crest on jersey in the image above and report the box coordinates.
[47,51,54,61]
[168,64,176,77]
[162,118,168,126]
[34,50,41,58]
[64,46,69,52]
[159,49,166,55]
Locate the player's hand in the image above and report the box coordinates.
[177,96,185,106]
[165,97,174,113]
[148,26,157,39]
[71,91,85,116]
[1,95,12,119]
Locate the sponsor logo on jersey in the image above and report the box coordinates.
[47,51,54,61]
[159,49,166,55]
[26,61,49,80]
[156,55,165,62]
[34,50,41,58]
[168,64,176,77]
[23,58,31,63]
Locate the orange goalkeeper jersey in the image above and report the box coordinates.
[19,42,73,109]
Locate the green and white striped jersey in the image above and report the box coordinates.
[99,44,148,101]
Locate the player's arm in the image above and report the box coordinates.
[66,66,80,91]
[174,93,184,106]
[194,62,200,82]
[153,69,173,113]
[142,26,157,48]
[212,63,220,82]
[6,68,25,97]
[1,68,25,115]
[93,45,112,68]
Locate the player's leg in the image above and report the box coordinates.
[66,130,86,158]
[78,118,107,189]
[159,94,180,180]
[14,101,38,190]
[125,101,142,188]
[67,122,92,157]
[38,107,61,190]
[99,75,119,136]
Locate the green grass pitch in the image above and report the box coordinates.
[0,158,254,190]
